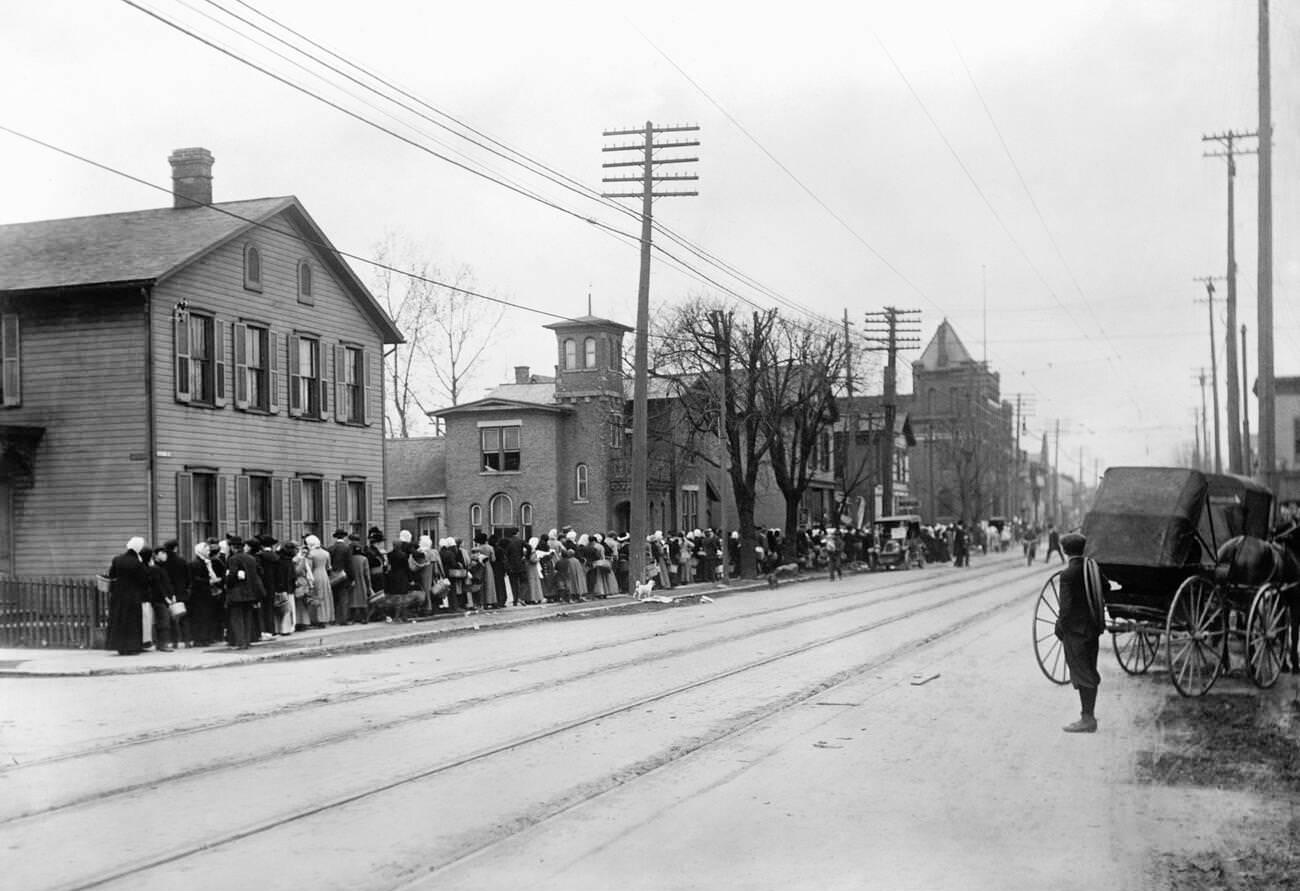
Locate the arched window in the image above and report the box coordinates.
[564,338,577,370]
[297,260,313,304]
[520,502,534,539]
[488,493,513,533]
[243,243,262,291]
[584,337,596,368]
[469,503,482,535]
[575,463,589,501]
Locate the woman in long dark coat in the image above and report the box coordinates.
[223,536,264,649]
[186,542,219,646]
[105,537,148,655]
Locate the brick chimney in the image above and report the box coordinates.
[514,365,531,384]
[168,147,214,209]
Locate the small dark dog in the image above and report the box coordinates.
[766,563,799,588]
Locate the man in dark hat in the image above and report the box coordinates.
[255,534,285,637]
[1054,532,1108,732]
[328,528,354,624]
[223,535,264,649]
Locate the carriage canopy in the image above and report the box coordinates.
[1081,467,1272,569]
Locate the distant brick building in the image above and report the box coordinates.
[905,320,1015,524]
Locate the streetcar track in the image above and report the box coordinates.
[1,561,1036,827]
[398,588,1033,890]
[3,559,1025,774]
[47,573,1036,891]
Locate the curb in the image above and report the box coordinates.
[0,578,780,677]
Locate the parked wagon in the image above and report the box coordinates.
[1032,467,1295,697]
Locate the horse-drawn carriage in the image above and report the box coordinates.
[1033,466,1296,697]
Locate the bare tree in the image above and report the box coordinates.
[371,235,506,437]
[649,297,778,577]
[757,314,847,555]
[420,264,504,409]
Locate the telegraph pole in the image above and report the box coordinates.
[842,309,858,524]
[1203,130,1256,473]
[1242,324,1253,473]
[864,308,920,516]
[1053,418,1061,525]
[1193,368,1210,471]
[1193,276,1225,472]
[602,121,698,586]
[1007,392,1036,521]
[1257,0,1275,478]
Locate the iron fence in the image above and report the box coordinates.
[0,576,107,649]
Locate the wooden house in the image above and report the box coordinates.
[0,147,403,578]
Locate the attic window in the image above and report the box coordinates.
[243,244,262,292]
[297,260,314,305]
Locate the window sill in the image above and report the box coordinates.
[573,499,590,505]
[480,469,521,476]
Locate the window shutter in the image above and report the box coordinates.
[1,313,20,407]
[174,313,191,403]
[215,474,228,539]
[214,319,228,407]
[366,350,381,427]
[289,478,302,539]
[367,481,378,536]
[334,345,346,424]
[287,335,302,417]
[176,472,193,558]
[235,474,250,540]
[336,480,348,532]
[320,479,332,536]
[233,323,249,410]
[319,341,331,421]
[271,476,286,543]
[268,331,280,414]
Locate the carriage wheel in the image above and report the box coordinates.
[1032,571,1070,685]
[1245,583,1291,689]
[1111,622,1160,675]
[1165,576,1228,697]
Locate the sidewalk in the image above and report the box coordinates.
[0,578,765,677]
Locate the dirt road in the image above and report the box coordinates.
[2,552,1295,890]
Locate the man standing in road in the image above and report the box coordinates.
[1044,524,1065,563]
[1054,532,1108,733]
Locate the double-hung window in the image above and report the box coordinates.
[234,323,278,412]
[288,334,328,420]
[340,346,364,424]
[0,313,20,406]
[175,311,226,406]
[481,424,521,471]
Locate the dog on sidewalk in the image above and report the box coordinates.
[633,578,657,601]
[766,563,799,588]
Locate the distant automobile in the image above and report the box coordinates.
[875,514,925,570]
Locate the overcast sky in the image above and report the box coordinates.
[4,0,1298,476]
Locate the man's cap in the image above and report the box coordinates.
[1062,532,1086,556]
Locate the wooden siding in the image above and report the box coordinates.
[0,289,150,576]
[152,209,388,550]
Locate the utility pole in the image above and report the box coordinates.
[1203,130,1256,473]
[842,309,857,524]
[1257,0,1275,478]
[1193,369,1210,470]
[1242,323,1253,474]
[1193,276,1225,472]
[1053,418,1061,525]
[1007,392,1035,521]
[602,121,698,587]
[864,308,920,517]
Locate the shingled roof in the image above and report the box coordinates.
[0,196,403,342]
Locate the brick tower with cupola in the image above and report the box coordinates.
[543,315,634,532]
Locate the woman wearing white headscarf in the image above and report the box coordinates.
[561,532,588,603]
[186,540,222,646]
[305,534,335,625]
[524,536,544,603]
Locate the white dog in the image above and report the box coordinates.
[633,578,657,600]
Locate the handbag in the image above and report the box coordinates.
[446,567,467,579]
[432,578,451,596]
[328,568,348,588]
[368,590,387,605]
[167,598,187,619]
